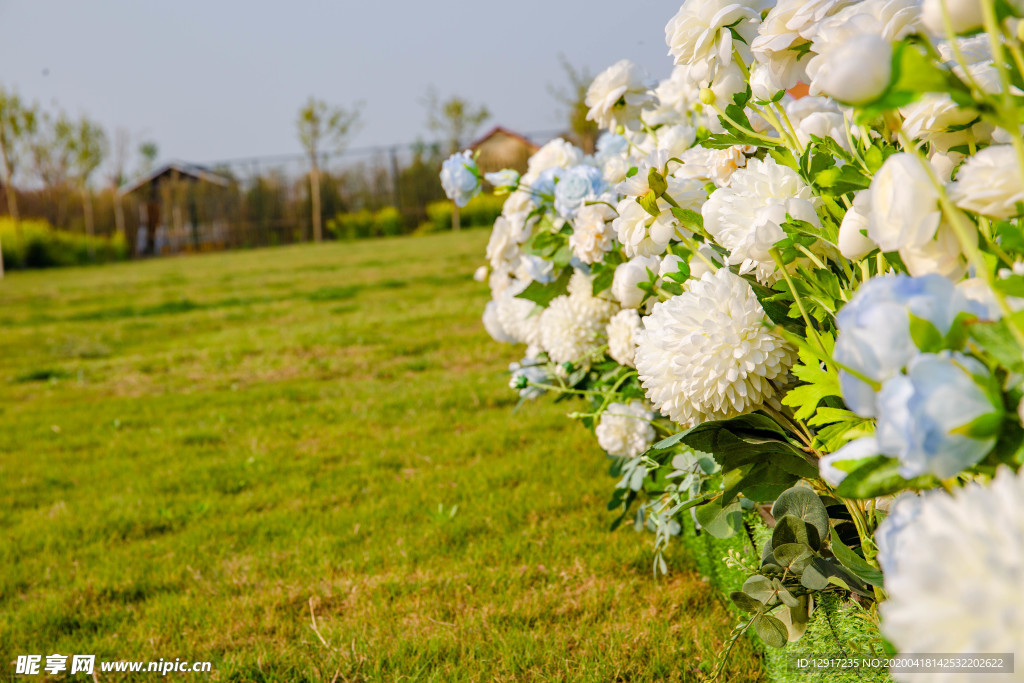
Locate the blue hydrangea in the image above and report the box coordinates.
[440,151,480,207]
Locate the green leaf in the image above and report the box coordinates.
[752,614,789,649]
[771,486,829,544]
[908,312,943,352]
[742,575,776,604]
[951,411,1004,439]
[828,528,884,587]
[648,167,668,197]
[514,268,571,307]
[670,206,704,233]
[776,595,812,642]
[857,41,972,119]
[730,591,765,614]
[772,543,814,573]
[638,191,660,217]
[771,515,819,551]
[833,455,941,499]
[694,496,743,539]
[625,166,638,178]
[800,563,829,591]
[969,316,1024,374]
[774,581,801,609]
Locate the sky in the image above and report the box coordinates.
[0,1,680,172]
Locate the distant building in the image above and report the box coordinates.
[119,162,231,256]
[468,127,539,175]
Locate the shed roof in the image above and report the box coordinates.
[468,126,540,153]
[119,161,231,196]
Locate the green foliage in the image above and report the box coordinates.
[425,194,505,232]
[0,218,127,269]
[326,206,407,240]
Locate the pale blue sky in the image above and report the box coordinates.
[0,1,678,168]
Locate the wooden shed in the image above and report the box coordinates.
[468,127,539,175]
[119,162,231,256]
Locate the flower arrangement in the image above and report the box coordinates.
[444,0,1024,675]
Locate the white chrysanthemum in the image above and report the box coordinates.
[596,401,657,459]
[607,308,643,367]
[495,282,544,349]
[702,157,820,284]
[635,269,795,426]
[949,145,1024,219]
[585,59,657,132]
[665,0,770,81]
[878,467,1024,674]
[569,203,617,265]
[539,276,617,364]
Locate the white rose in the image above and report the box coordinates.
[899,223,967,279]
[867,153,941,252]
[948,145,1024,219]
[838,189,877,260]
[809,33,892,104]
[612,255,660,308]
[585,59,656,131]
[921,0,984,35]
[569,203,617,265]
[612,199,678,258]
[524,138,582,179]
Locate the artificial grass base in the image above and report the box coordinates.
[678,513,893,682]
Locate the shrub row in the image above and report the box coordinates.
[0,218,129,269]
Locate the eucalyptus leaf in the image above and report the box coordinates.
[752,614,789,649]
[742,575,776,604]
[730,591,765,614]
[771,486,829,543]
[829,528,884,587]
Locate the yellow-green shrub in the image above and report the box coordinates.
[0,218,128,269]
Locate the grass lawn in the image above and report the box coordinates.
[0,231,763,681]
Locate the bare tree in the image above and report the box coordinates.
[548,55,598,153]
[0,87,37,227]
[29,111,76,228]
[423,88,490,154]
[71,116,107,239]
[106,128,131,238]
[138,140,158,177]
[296,97,362,243]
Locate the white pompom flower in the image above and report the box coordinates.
[539,273,618,364]
[635,268,795,426]
[596,401,657,459]
[878,467,1024,670]
[607,308,644,367]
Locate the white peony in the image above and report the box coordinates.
[645,66,701,127]
[483,300,517,344]
[674,145,749,187]
[523,138,583,181]
[607,308,644,367]
[901,93,990,154]
[596,401,657,458]
[867,153,941,253]
[665,0,770,81]
[898,223,967,279]
[569,202,617,265]
[949,145,1024,219]
[495,282,544,349]
[612,255,661,309]
[635,269,795,426]
[585,59,657,132]
[487,216,521,272]
[921,0,986,35]
[539,276,617,364]
[703,157,820,284]
[877,467,1024,673]
[613,199,679,258]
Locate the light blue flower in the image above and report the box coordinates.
[509,357,548,399]
[440,151,481,207]
[530,167,562,199]
[596,132,629,159]
[484,169,520,193]
[554,165,607,219]
[874,492,927,576]
[876,352,1001,479]
[834,274,985,417]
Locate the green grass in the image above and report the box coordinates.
[0,232,763,681]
